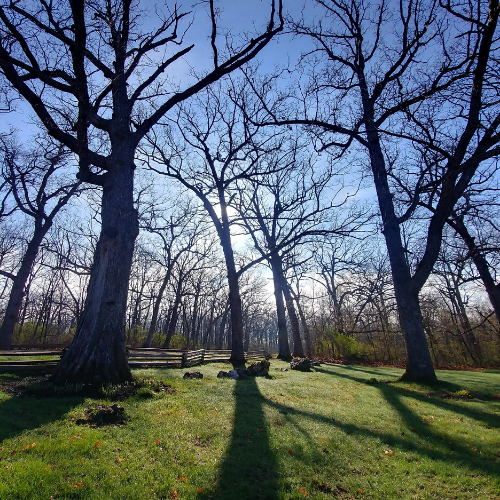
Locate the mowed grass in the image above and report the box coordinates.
[0,361,499,500]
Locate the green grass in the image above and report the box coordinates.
[0,362,499,499]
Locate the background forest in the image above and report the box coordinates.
[0,0,499,373]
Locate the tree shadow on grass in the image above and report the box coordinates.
[0,374,84,443]
[200,375,278,500]
[261,392,500,481]
[314,365,500,429]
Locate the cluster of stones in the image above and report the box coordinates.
[217,360,271,380]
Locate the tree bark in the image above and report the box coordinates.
[281,275,304,357]
[290,288,313,357]
[163,278,183,348]
[359,88,437,383]
[218,220,245,364]
[51,165,138,385]
[270,254,292,360]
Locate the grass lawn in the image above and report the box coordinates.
[0,361,499,499]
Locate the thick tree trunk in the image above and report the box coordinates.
[394,283,437,382]
[51,166,138,386]
[270,255,291,360]
[360,92,436,383]
[0,228,46,346]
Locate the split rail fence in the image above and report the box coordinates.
[0,345,270,372]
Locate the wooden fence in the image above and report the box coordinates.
[0,345,270,372]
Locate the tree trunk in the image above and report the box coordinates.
[293,291,313,357]
[216,305,229,350]
[143,268,171,347]
[163,279,183,348]
[219,225,245,364]
[281,276,304,358]
[451,216,500,325]
[270,255,291,360]
[360,92,436,383]
[0,228,46,346]
[51,165,138,386]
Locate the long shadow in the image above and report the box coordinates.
[0,376,84,443]
[200,375,278,500]
[259,391,500,480]
[314,365,500,429]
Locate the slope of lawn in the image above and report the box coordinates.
[0,361,499,500]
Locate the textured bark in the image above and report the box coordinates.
[51,165,137,385]
[222,235,245,363]
[216,194,245,363]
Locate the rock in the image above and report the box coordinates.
[246,360,270,376]
[217,371,229,378]
[290,358,312,372]
[183,371,203,379]
[311,360,321,366]
[228,370,239,380]
[236,369,248,379]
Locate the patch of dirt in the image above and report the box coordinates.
[429,391,500,401]
[192,435,211,447]
[0,375,52,397]
[0,375,174,400]
[76,404,127,426]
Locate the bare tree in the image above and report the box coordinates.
[0,0,283,383]
[140,198,203,347]
[250,0,500,382]
[0,136,81,345]
[145,81,295,363]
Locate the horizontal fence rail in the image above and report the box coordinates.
[0,345,270,372]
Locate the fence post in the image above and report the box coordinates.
[181,351,188,368]
[201,349,205,365]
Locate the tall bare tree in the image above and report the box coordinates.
[0,0,283,383]
[145,81,295,363]
[250,0,500,382]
